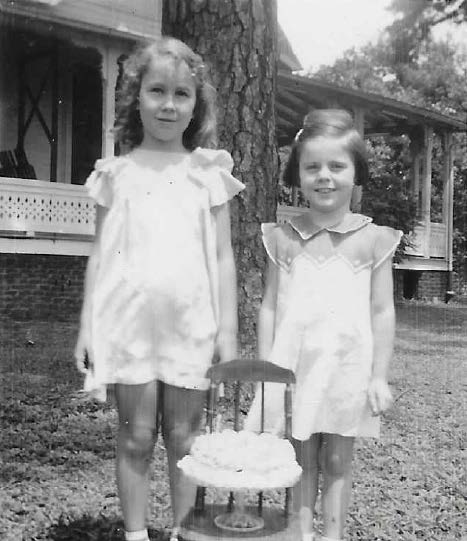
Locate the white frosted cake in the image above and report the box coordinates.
[178,429,302,489]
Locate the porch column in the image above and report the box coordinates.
[351,107,365,212]
[100,46,120,158]
[409,128,424,212]
[442,131,454,272]
[420,126,433,257]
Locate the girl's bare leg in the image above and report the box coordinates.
[293,434,321,537]
[321,434,355,540]
[161,383,207,531]
[115,381,158,535]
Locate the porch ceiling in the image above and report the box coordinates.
[277,71,467,146]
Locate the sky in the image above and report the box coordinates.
[277,0,467,72]
[277,0,395,71]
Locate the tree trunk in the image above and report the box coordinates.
[162,0,278,354]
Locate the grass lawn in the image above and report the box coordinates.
[0,303,466,540]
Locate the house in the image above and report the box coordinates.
[0,0,161,319]
[0,2,463,323]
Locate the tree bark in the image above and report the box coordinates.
[162,0,278,354]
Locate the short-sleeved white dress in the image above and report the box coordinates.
[245,212,402,440]
[83,148,244,399]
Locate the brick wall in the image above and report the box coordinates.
[0,255,453,322]
[395,269,449,301]
[394,270,404,300]
[0,254,87,321]
[418,270,448,301]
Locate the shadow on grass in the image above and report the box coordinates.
[43,515,123,541]
[42,515,164,541]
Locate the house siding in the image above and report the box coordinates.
[2,0,161,40]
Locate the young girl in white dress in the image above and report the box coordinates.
[246,109,401,541]
[74,37,244,541]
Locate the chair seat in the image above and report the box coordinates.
[206,359,295,384]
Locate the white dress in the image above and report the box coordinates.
[83,148,244,399]
[245,212,402,440]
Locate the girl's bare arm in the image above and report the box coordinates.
[369,257,396,413]
[75,205,107,368]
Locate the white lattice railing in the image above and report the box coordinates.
[0,177,95,237]
[429,223,448,258]
[277,205,447,259]
[405,223,447,258]
[0,189,448,260]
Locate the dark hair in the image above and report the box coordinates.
[283,109,369,187]
[113,36,217,151]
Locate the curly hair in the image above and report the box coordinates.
[283,109,369,187]
[113,37,217,151]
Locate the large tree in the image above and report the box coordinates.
[162,0,278,353]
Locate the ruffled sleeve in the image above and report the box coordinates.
[85,157,121,208]
[190,148,245,207]
[373,225,403,269]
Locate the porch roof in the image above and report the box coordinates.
[277,71,467,145]
[0,0,161,41]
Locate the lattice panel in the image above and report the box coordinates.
[0,179,95,236]
[429,224,447,258]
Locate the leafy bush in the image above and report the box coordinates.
[363,136,418,260]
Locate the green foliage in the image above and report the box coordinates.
[453,170,467,276]
[362,137,418,259]
[313,36,467,118]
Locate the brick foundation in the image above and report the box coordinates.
[0,254,87,321]
[395,269,449,302]
[0,255,454,322]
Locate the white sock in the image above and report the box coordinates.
[302,533,315,541]
[170,527,180,540]
[125,529,149,541]
[321,537,342,541]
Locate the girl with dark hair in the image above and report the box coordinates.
[247,109,401,541]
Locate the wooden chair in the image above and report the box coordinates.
[0,150,18,177]
[14,147,37,179]
[181,359,300,541]
[0,147,36,179]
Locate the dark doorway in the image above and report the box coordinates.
[71,62,102,185]
[403,270,421,300]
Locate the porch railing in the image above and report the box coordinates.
[0,189,448,260]
[404,223,447,259]
[277,205,447,259]
[0,177,95,237]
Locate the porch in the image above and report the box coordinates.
[0,6,465,277]
[276,71,466,276]
[0,0,161,254]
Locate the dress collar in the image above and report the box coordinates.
[288,212,372,240]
